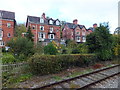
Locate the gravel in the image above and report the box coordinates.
[91,74,120,88]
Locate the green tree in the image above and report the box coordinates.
[26,26,34,41]
[86,22,114,60]
[15,24,27,37]
[44,42,58,55]
[7,37,34,59]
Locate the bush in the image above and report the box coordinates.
[7,37,34,58]
[28,54,95,75]
[44,42,58,55]
[2,53,16,64]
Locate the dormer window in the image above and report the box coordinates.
[40,18,44,23]
[49,20,53,24]
[56,20,59,25]
[40,26,44,31]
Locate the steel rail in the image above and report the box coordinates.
[32,64,120,90]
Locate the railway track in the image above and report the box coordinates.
[32,64,120,90]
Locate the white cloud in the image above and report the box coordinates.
[0,0,119,33]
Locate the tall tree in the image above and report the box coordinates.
[26,26,34,41]
[86,22,114,60]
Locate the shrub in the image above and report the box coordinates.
[28,54,95,75]
[44,42,58,55]
[2,53,16,64]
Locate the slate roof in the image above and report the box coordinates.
[88,27,94,31]
[27,16,40,23]
[65,22,86,30]
[27,15,60,26]
[0,10,15,20]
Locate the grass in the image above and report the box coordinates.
[51,76,62,81]
[3,72,33,88]
[66,69,93,78]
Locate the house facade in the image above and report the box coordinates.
[62,19,90,43]
[0,10,15,47]
[62,20,98,43]
[26,13,61,45]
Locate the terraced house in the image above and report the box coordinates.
[26,13,61,45]
[62,19,97,43]
[0,10,15,47]
[62,19,87,43]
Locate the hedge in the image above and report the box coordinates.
[28,54,96,75]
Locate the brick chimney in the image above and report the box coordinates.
[42,13,46,19]
[93,23,97,28]
[73,19,78,24]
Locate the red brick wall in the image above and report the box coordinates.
[28,23,61,43]
[2,19,14,45]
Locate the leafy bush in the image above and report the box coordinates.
[44,42,58,55]
[2,53,16,64]
[28,54,95,75]
[7,37,34,58]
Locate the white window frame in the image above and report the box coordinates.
[76,36,81,42]
[40,18,44,23]
[40,26,44,31]
[7,33,11,37]
[56,20,59,25]
[32,25,35,29]
[0,41,4,46]
[82,36,86,42]
[49,20,53,24]
[7,23,11,28]
[49,34,54,39]
[39,33,45,39]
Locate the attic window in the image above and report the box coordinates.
[40,18,44,23]
[49,20,53,24]
[56,20,59,25]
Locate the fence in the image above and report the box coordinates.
[2,62,28,73]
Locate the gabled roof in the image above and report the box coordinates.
[0,10,15,20]
[27,15,60,26]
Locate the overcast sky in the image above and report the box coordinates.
[0,0,119,33]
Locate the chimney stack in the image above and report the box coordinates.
[93,23,97,28]
[73,19,78,24]
[42,13,46,19]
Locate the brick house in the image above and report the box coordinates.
[26,13,61,45]
[0,10,15,47]
[62,19,89,43]
[62,20,98,43]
